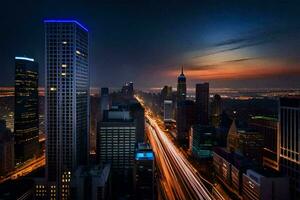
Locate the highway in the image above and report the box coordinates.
[0,155,45,184]
[136,95,220,200]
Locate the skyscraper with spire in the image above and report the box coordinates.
[177,66,186,102]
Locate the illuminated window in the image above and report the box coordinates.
[50,87,56,91]
[61,73,66,76]
[62,41,67,44]
[61,64,67,68]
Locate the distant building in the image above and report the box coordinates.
[242,169,289,200]
[163,100,173,122]
[0,120,14,175]
[99,87,110,121]
[211,94,222,128]
[161,86,172,102]
[177,67,186,102]
[45,19,89,199]
[14,56,39,163]
[249,116,279,171]
[190,125,216,159]
[279,97,300,199]
[134,143,155,200]
[90,95,100,154]
[70,164,111,200]
[176,100,195,145]
[195,83,209,125]
[121,82,134,99]
[97,108,136,176]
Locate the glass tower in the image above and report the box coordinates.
[44,20,89,199]
[14,56,39,164]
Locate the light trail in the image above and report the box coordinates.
[136,95,217,200]
[0,155,45,184]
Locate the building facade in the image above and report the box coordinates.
[163,100,173,122]
[14,56,39,163]
[190,125,216,159]
[279,97,300,199]
[45,19,89,199]
[0,120,14,175]
[249,116,279,171]
[211,94,222,128]
[134,143,155,200]
[195,82,209,125]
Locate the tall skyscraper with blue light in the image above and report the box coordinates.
[44,19,89,199]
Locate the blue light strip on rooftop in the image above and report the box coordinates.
[136,152,154,160]
[15,56,34,62]
[44,19,88,32]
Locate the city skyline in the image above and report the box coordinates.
[1,1,300,89]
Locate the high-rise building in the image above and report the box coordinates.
[97,108,136,175]
[0,120,14,175]
[195,83,209,125]
[161,86,172,102]
[45,19,89,199]
[279,97,300,198]
[211,94,222,128]
[190,125,216,159]
[121,82,134,99]
[177,66,186,102]
[176,100,195,145]
[99,87,110,121]
[70,164,111,200]
[134,143,155,200]
[14,56,39,163]
[227,120,239,152]
[163,100,173,122]
[129,101,145,143]
[90,95,100,155]
[249,116,279,171]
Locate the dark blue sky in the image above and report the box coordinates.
[1,0,300,89]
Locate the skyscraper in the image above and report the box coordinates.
[14,56,39,163]
[177,66,186,102]
[211,94,222,128]
[99,87,110,121]
[279,97,300,199]
[0,120,14,175]
[45,19,89,199]
[176,100,196,145]
[249,116,279,171]
[195,83,209,125]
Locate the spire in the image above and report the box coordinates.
[181,65,184,75]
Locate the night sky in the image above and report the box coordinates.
[1,0,300,89]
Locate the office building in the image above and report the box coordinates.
[70,164,111,200]
[190,125,216,159]
[163,100,173,122]
[242,169,289,200]
[177,66,186,102]
[90,95,100,155]
[121,82,134,99]
[99,87,110,121]
[238,130,264,163]
[14,56,39,163]
[227,120,239,152]
[129,101,145,143]
[45,19,89,199]
[211,94,222,128]
[279,97,300,198]
[176,100,195,145]
[97,108,136,175]
[0,120,14,175]
[249,116,279,171]
[195,83,209,125]
[161,85,172,102]
[134,143,155,200]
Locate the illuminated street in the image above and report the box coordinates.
[0,155,45,184]
[136,95,222,200]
